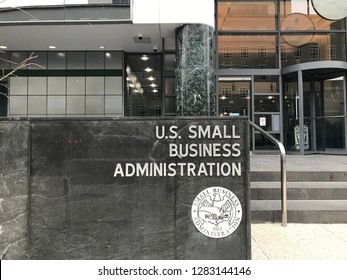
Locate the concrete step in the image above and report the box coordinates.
[251,181,347,200]
[251,200,347,223]
[251,171,347,182]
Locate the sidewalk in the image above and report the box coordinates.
[251,223,347,260]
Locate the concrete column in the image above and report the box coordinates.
[175,24,215,116]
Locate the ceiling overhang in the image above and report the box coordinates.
[0,5,180,52]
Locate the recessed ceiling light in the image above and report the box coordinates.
[49,45,56,49]
[150,83,157,88]
[105,52,111,58]
[145,67,153,72]
[0,45,7,49]
[153,89,158,93]
[148,77,155,81]
[141,55,149,61]
[98,45,105,49]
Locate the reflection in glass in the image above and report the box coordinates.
[281,33,346,67]
[218,80,250,116]
[218,1,277,31]
[280,0,346,30]
[254,76,279,93]
[125,54,162,116]
[218,34,278,69]
[254,95,280,112]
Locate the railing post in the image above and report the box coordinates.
[248,121,287,227]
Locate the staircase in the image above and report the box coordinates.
[251,170,347,223]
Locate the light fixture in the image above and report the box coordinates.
[148,76,155,81]
[153,89,158,93]
[150,83,157,87]
[141,55,149,61]
[49,45,56,49]
[0,45,7,49]
[105,52,111,58]
[98,45,105,49]
[57,52,65,57]
[145,67,153,72]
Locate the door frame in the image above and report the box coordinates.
[282,61,347,154]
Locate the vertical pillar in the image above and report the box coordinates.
[175,24,215,116]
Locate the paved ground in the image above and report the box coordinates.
[251,223,347,260]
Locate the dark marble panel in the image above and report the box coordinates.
[175,24,215,116]
[0,121,29,259]
[30,120,177,259]
[173,118,251,259]
[29,118,250,260]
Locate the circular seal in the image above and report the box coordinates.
[191,187,242,239]
[311,0,347,21]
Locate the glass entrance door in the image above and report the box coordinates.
[313,75,346,152]
[285,71,346,154]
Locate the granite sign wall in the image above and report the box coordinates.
[0,118,251,260]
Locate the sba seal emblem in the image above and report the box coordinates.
[191,187,242,238]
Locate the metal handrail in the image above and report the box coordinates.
[249,120,287,227]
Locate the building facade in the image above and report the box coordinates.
[1,0,347,154]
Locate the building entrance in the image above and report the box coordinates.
[283,65,347,154]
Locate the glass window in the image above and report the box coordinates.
[105,95,122,115]
[86,52,104,69]
[125,54,162,116]
[280,0,346,31]
[67,52,85,69]
[218,79,250,116]
[218,1,277,31]
[254,96,280,112]
[218,34,278,69]
[9,77,27,95]
[164,54,175,70]
[47,96,65,115]
[281,33,346,67]
[105,77,122,95]
[28,52,47,69]
[0,51,9,69]
[86,96,104,114]
[67,96,85,115]
[28,96,46,115]
[105,52,122,69]
[258,46,267,58]
[48,52,66,69]
[48,77,66,95]
[86,77,104,95]
[28,77,46,96]
[67,77,85,95]
[138,105,147,116]
[309,45,320,60]
[255,133,280,150]
[254,76,279,93]
[10,96,27,115]
[10,52,28,70]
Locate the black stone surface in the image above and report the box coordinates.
[0,121,29,259]
[1,118,250,259]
